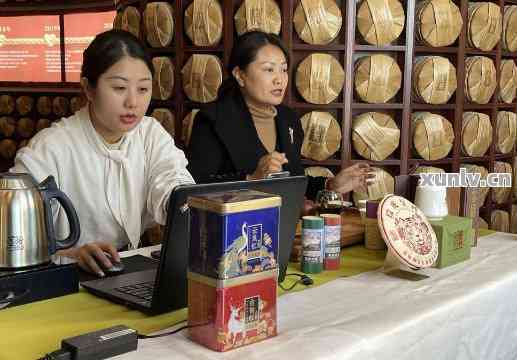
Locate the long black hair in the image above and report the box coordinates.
[81,29,154,88]
[218,31,289,97]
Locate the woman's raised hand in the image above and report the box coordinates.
[248,151,288,180]
[327,163,375,194]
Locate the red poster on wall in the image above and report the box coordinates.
[0,15,61,82]
[64,11,116,82]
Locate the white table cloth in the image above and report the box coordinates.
[116,232,517,360]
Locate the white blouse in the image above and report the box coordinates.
[11,107,195,250]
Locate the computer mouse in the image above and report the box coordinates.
[102,253,125,275]
[104,260,125,275]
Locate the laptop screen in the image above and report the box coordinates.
[153,176,307,312]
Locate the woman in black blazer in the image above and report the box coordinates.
[187,31,371,200]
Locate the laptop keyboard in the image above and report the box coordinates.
[115,281,155,301]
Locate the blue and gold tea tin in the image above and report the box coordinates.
[188,190,281,279]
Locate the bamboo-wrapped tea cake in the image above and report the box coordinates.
[414,166,446,174]
[0,95,15,115]
[151,108,175,137]
[52,96,69,117]
[514,156,517,200]
[353,167,394,205]
[293,0,342,45]
[502,5,517,51]
[467,2,502,51]
[113,6,141,38]
[234,0,282,35]
[356,0,405,46]
[412,112,454,160]
[512,205,517,233]
[491,210,510,232]
[461,164,489,207]
[352,112,400,161]
[17,117,35,138]
[18,140,28,150]
[144,2,174,48]
[0,116,15,138]
[492,161,512,204]
[70,96,87,113]
[461,112,492,156]
[152,57,174,100]
[0,139,17,160]
[354,54,402,103]
[182,54,222,103]
[184,0,223,46]
[304,166,334,178]
[495,111,517,154]
[296,53,345,104]
[36,118,51,132]
[465,56,497,104]
[416,0,463,47]
[499,59,517,103]
[183,109,199,146]
[412,56,457,104]
[16,96,33,116]
[36,96,52,116]
[300,111,342,161]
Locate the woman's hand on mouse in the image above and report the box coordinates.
[247,152,288,180]
[58,241,120,277]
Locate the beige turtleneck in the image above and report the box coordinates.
[245,99,278,153]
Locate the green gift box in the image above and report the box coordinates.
[429,215,473,269]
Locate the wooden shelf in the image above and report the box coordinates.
[502,51,517,58]
[409,158,454,165]
[352,103,404,109]
[411,103,456,110]
[350,159,401,165]
[463,103,497,110]
[0,86,81,94]
[414,46,458,54]
[465,48,497,56]
[354,45,406,52]
[494,154,514,160]
[293,44,345,51]
[290,102,345,109]
[459,156,491,163]
[301,159,342,166]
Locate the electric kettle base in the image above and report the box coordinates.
[0,262,78,310]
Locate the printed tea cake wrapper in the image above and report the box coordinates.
[293,0,342,45]
[184,0,223,46]
[461,112,492,157]
[234,0,282,36]
[357,0,405,46]
[354,54,402,104]
[296,53,345,104]
[352,112,400,161]
[182,54,223,103]
[300,111,342,161]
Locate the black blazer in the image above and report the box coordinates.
[187,89,325,200]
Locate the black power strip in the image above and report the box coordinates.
[40,325,138,360]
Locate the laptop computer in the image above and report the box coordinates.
[82,176,307,315]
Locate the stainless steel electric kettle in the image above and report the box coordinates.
[0,173,80,269]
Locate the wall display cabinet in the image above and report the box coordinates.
[1,0,517,230]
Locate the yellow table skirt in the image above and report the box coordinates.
[0,230,495,360]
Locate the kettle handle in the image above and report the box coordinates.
[40,176,81,254]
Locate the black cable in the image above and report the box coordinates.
[279,273,314,291]
[38,349,71,360]
[138,324,189,339]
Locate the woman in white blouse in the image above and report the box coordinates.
[11,30,194,276]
